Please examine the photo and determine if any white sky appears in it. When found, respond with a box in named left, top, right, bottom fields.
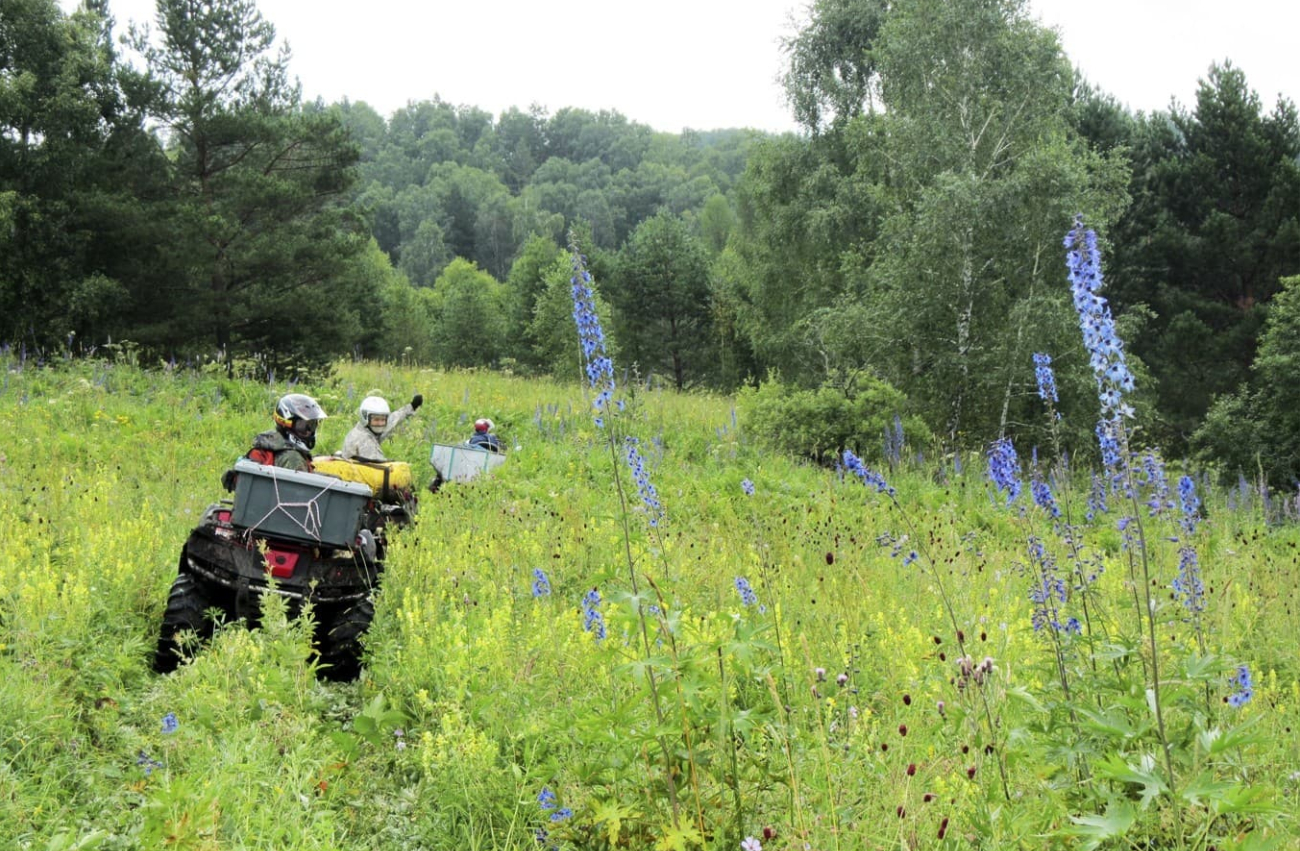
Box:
left=1029, top=0, right=1299, bottom=116
left=63, top=0, right=1300, bottom=134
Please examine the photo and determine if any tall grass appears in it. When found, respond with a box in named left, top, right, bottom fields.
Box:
left=0, top=336, right=1296, bottom=850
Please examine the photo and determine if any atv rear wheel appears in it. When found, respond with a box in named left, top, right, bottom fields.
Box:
left=153, top=571, right=218, bottom=673
left=314, top=598, right=375, bottom=682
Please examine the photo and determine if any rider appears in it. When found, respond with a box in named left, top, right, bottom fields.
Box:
left=248, top=393, right=328, bottom=472
left=467, top=417, right=504, bottom=453
left=339, top=393, right=423, bottom=462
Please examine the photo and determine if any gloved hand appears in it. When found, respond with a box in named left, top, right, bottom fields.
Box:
left=410, top=393, right=423, bottom=410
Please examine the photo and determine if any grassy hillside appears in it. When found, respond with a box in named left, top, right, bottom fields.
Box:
left=0, top=352, right=1296, bottom=850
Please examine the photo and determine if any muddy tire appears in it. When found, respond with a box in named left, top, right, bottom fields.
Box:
left=314, top=598, right=375, bottom=682
left=153, top=571, right=217, bottom=673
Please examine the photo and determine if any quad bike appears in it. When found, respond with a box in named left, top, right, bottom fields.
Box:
left=153, top=458, right=414, bottom=681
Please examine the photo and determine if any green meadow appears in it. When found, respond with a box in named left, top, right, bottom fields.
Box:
left=1, top=354, right=1296, bottom=850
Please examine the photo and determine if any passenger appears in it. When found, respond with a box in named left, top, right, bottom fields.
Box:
left=248, top=393, right=328, bottom=472
left=339, top=394, right=422, bottom=462
left=467, top=417, right=504, bottom=454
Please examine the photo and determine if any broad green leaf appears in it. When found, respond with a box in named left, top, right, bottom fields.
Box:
left=654, top=823, right=705, bottom=851
left=1202, top=715, right=1265, bottom=756
left=1077, top=706, right=1138, bottom=740
left=1223, top=828, right=1283, bottom=850
left=1216, top=784, right=1286, bottom=817
left=1061, top=801, right=1137, bottom=851
left=1005, top=684, right=1047, bottom=714
left=1181, top=652, right=1223, bottom=680
left=591, top=798, right=639, bottom=846
left=1095, top=753, right=1169, bottom=806
left=1178, top=771, right=1235, bottom=805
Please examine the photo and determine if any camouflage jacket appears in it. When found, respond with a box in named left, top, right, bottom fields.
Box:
left=338, top=403, right=414, bottom=462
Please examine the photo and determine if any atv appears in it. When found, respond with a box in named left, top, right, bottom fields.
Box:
left=153, top=458, right=413, bottom=680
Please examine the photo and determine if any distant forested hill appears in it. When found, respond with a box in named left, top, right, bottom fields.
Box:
left=5, top=0, right=1300, bottom=480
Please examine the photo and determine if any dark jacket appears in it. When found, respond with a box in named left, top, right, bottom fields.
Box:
left=250, top=429, right=313, bottom=472
left=468, top=432, right=503, bottom=453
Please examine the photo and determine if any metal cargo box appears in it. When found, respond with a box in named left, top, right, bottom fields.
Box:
left=229, top=458, right=372, bottom=548
left=429, top=442, right=507, bottom=483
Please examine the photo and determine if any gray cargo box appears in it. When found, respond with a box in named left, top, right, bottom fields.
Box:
left=229, top=458, right=373, bottom=548
left=429, top=442, right=507, bottom=483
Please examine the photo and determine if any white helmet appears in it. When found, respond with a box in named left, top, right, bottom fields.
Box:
left=359, top=396, right=391, bottom=433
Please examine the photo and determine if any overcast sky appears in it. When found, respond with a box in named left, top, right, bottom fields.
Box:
left=64, top=0, right=1300, bottom=134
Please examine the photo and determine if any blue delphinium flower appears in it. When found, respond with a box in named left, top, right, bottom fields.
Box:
left=741, top=478, right=755, bottom=496
left=625, top=438, right=663, bottom=527
left=569, top=249, right=616, bottom=424
left=1171, top=475, right=1206, bottom=613
left=1177, top=475, right=1200, bottom=536
left=534, top=788, right=563, bottom=850
left=1066, top=219, right=1134, bottom=410
left=734, top=576, right=758, bottom=607
left=161, top=712, right=179, bottom=735
left=1026, top=538, right=1066, bottom=632
left=1236, top=472, right=1251, bottom=509
left=1033, top=352, right=1059, bottom=404
left=1139, top=452, right=1174, bottom=517
left=986, top=438, right=1022, bottom=505
left=137, top=750, right=164, bottom=776
left=1227, top=665, right=1254, bottom=707
left=581, top=589, right=606, bottom=640
left=531, top=568, right=552, bottom=597
left=1065, top=218, right=1135, bottom=473
left=1172, top=547, right=1205, bottom=614
left=883, top=414, right=905, bottom=467
left=1095, top=418, right=1124, bottom=475
left=842, top=449, right=894, bottom=495
left=1031, top=474, right=1060, bottom=518
left=1086, top=473, right=1109, bottom=521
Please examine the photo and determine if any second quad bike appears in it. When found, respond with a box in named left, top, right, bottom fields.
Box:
left=153, top=457, right=414, bottom=681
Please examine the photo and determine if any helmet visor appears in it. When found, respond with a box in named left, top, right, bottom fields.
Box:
left=293, top=418, right=320, bottom=437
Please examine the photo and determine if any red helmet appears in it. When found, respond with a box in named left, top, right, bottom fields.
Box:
left=474, top=418, right=494, bottom=433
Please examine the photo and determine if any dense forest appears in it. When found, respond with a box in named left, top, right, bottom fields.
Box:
left=4, top=0, right=1300, bottom=481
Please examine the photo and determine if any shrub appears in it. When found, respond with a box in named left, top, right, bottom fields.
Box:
left=737, top=373, right=931, bottom=465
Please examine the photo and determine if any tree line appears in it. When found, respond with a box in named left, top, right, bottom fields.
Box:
left=3, top=0, right=1299, bottom=481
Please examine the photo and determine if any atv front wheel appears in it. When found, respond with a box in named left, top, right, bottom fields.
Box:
left=314, top=598, right=375, bottom=682
left=153, top=571, right=218, bottom=673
